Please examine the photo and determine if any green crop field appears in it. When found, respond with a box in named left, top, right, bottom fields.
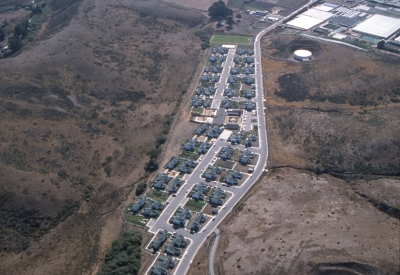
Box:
left=211, top=35, right=251, bottom=44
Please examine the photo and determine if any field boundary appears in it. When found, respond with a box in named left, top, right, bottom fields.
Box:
left=210, top=35, right=252, bottom=45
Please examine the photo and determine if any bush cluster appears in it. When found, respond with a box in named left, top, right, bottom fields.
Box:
left=98, top=231, right=142, bottom=275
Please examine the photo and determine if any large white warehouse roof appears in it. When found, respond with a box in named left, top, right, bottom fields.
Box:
left=353, top=14, right=400, bottom=38
left=286, top=15, right=325, bottom=30
left=302, top=8, right=334, bottom=20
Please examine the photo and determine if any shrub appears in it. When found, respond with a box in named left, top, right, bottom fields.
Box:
left=156, top=135, right=167, bottom=148
left=98, top=231, right=142, bottom=275
left=135, top=182, right=146, bottom=196
left=194, top=30, right=210, bottom=50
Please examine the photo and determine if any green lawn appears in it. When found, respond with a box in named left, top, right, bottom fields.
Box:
left=192, top=107, right=204, bottom=114
left=147, top=190, right=168, bottom=202
left=211, top=35, right=251, bottom=44
left=185, top=199, right=206, bottom=212
left=180, top=150, right=200, bottom=160
left=123, top=205, right=146, bottom=227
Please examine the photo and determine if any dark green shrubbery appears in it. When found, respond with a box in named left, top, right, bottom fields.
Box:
left=135, top=182, right=147, bottom=196
left=98, top=231, right=142, bottom=275
left=194, top=30, right=210, bottom=50
left=275, top=73, right=309, bottom=102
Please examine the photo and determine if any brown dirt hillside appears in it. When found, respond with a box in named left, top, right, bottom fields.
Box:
left=0, top=0, right=206, bottom=274
left=202, top=33, right=400, bottom=275
left=262, top=33, right=400, bottom=179
left=217, top=168, right=399, bottom=275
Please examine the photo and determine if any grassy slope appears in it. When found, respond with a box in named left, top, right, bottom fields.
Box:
left=0, top=0, right=205, bottom=274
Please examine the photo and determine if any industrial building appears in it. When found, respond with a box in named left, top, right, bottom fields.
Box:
left=352, top=14, right=400, bottom=38
left=294, top=49, right=312, bottom=61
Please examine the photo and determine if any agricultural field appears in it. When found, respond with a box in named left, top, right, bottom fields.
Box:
left=211, top=35, right=251, bottom=44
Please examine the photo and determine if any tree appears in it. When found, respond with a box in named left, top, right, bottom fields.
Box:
left=156, top=135, right=167, bottom=148
left=0, top=29, right=5, bottom=41
left=208, top=1, right=233, bottom=21
left=14, top=22, right=29, bottom=38
left=135, top=182, right=146, bottom=196
left=31, top=6, right=42, bottom=15
left=236, top=13, right=242, bottom=18
left=8, top=36, right=21, bottom=52
left=226, top=16, right=234, bottom=27
left=377, top=40, right=385, bottom=49
left=144, top=159, right=158, bottom=172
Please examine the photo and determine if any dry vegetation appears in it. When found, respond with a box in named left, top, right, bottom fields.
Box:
left=194, top=34, right=400, bottom=275
left=0, top=0, right=206, bottom=274
left=262, top=33, right=400, bottom=180
left=218, top=168, right=399, bottom=275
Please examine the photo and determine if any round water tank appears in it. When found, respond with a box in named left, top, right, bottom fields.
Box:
left=294, top=49, right=312, bottom=61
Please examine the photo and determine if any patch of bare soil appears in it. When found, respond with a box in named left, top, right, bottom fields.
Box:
left=0, top=0, right=206, bottom=274
left=218, top=168, right=399, bottom=275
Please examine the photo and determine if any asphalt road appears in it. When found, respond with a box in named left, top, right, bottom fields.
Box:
left=211, top=49, right=236, bottom=110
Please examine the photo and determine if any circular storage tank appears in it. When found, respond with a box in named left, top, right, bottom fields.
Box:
left=294, top=49, right=312, bottom=61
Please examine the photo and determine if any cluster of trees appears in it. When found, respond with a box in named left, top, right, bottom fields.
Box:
left=135, top=182, right=147, bottom=196
left=98, top=231, right=142, bottom=275
left=4, top=2, right=47, bottom=55
left=0, top=29, right=5, bottom=41
left=208, top=0, right=233, bottom=21
left=7, top=19, right=28, bottom=53
left=194, top=29, right=210, bottom=49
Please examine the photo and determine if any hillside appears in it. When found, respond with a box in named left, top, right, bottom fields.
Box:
left=0, top=0, right=205, bottom=274
left=192, top=33, right=400, bottom=275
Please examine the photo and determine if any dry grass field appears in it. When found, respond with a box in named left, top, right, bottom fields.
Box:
left=218, top=168, right=399, bottom=275
left=0, top=0, right=206, bottom=274
left=188, top=32, right=399, bottom=275
left=262, top=33, right=400, bottom=179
